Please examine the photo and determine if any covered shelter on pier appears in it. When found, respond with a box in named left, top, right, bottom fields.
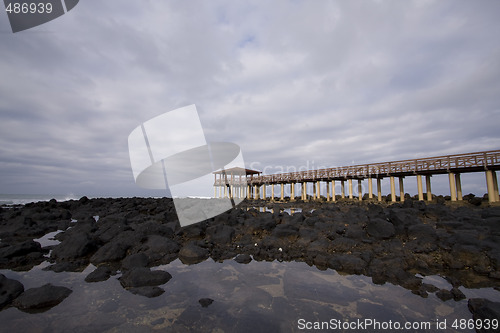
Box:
left=213, top=167, right=261, bottom=199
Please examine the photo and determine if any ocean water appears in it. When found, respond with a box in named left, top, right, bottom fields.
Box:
left=0, top=257, right=498, bottom=332
left=0, top=194, right=81, bottom=206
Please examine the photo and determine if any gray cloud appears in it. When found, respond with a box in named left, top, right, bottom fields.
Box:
left=1, top=0, right=499, bottom=198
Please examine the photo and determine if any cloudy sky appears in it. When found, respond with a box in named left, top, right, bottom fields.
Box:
left=1, top=0, right=499, bottom=198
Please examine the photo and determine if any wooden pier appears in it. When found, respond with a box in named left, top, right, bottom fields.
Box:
left=214, top=150, right=500, bottom=203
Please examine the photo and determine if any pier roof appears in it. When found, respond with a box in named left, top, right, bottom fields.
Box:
left=213, top=167, right=261, bottom=175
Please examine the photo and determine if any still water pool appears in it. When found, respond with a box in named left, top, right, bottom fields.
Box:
left=1, top=258, right=498, bottom=332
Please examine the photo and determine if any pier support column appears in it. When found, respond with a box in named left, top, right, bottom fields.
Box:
left=341, top=180, right=345, bottom=199
left=224, top=185, right=228, bottom=198
left=271, top=185, right=275, bottom=202
left=399, top=177, right=405, bottom=202
left=331, top=180, right=336, bottom=202
left=291, top=183, right=295, bottom=201
left=494, top=172, right=499, bottom=201
left=247, top=185, right=251, bottom=200
left=302, top=182, right=307, bottom=201
left=358, top=179, right=363, bottom=201
left=214, top=187, right=217, bottom=198
left=262, top=185, right=266, bottom=200
left=426, top=175, right=432, bottom=202
left=377, top=178, right=382, bottom=202
left=455, top=174, right=463, bottom=201
left=486, top=170, right=498, bottom=203
left=368, top=177, right=373, bottom=199
left=316, top=181, right=320, bottom=200
left=390, top=176, right=396, bottom=203
left=312, top=182, right=316, bottom=200
left=281, top=183, right=284, bottom=201
left=326, top=181, right=330, bottom=201
left=348, top=179, right=353, bottom=199
left=417, top=175, right=424, bottom=201
left=448, top=173, right=457, bottom=202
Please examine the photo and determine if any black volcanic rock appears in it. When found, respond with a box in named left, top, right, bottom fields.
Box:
left=272, top=223, right=299, bottom=238
left=207, top=225, right=235, bottom=244
left=1, top=196, right=500, bottom=298
left=366, top=218, right=395, bottom=239
left=0, top=240, right=42, bottom=259
left=12, top=284, right=72, bottom=312
left=234, top=254, right=252, bottom=264
left=90, top=230, right=141, bottom=264
left=85, top=265, right=114, bottom=282
left=468, top=298, right=500, bottom=333
left=0, top=274, right=24, bottom=308
left=51, top=232, right=96, bottom=260
left=121, top=253, right=148, bottom=271
left=199, top=298, right=214, bottom=307
left=179, top=242, right=210, bottom=265
left=134, top=235, right=180, bottom=264
left=119, top=267, right=172, bottom=288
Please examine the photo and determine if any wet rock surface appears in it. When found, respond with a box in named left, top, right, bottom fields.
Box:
left=12, top=283, right=72, bottom=312
left=0, top=274, right=24, bottom=308
left=1, top=196, right=500, bottom=306
left=199, top=298, right=214, bottom=307
left=468, top=298, right=500, bottom=333
left=85, top=265, right=114, bottom=283
left=119, top=267, right=172, bottom=288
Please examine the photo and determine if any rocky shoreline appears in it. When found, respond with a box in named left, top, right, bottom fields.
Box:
left=1, top=196, right=499, bottom=321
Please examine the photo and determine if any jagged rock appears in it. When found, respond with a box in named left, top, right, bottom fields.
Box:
left=121, top=253, right=148, bottom=271
left=328, top=254, right=367, bottom=274
left=199, top=298, right=214, bottom=307
left=179, top=242, right=209, bottom=265
left=90, top=231, right=140, bottom=264
left=135, top=235, right=180, bottom=263
left=468, top=298, right=500, bottom=333
left=451, top=287, right=466, bottom=301
left=85, top=265, right=114, bottom=282
left=12, top=284, right=72, bottom=312
left=119, top=267, right=172, bottom=288
left=0, top=240, right=42, bottom=259
left=51, top=232, right=96, bottom=260
left=272, top=224, right=299, bottom=238
left=436, top=289, right=453, bottom=301
left=207, top=225, right=235, bottom=244
left=0, top=274, right=24, bottom=308
left=234, top=254, right=252, bottom=264
left=366, top=218, right=395, bottom=239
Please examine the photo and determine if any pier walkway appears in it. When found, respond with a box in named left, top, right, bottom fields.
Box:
left=214, top=150, right=500, bottom=203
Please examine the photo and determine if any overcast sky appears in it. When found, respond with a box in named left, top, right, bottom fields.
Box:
left=1, top=0, right=499, bottom=198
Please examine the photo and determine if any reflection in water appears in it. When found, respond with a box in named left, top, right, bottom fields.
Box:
left=248, top=207, right=303, bottom=215
left=1, top=258, right=497, bottom=332
left=33, top=230, right=63, bottom=247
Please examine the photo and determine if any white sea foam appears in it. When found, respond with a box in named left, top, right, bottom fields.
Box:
left=0, top=194, right=80, bottom=206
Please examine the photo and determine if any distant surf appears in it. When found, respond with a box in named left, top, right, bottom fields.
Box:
left=0, top=194, right=80, bottom=206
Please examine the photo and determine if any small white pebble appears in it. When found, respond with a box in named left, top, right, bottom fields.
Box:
left=278, top=248, right=283, bottom=252
left=254, top=243, right=258, bottom=247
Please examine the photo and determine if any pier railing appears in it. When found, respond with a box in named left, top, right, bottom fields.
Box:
left=246, top=150, right=500, bottom=185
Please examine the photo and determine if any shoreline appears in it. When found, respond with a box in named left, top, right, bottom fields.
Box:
left=1, top=196, right=499, bottom=314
